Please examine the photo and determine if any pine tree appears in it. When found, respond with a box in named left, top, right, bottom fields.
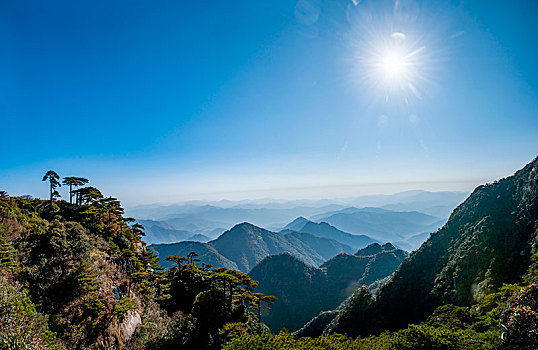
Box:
left=62, top=177, right=89, bottom=204
left=42, top=170, right=61, bottom=204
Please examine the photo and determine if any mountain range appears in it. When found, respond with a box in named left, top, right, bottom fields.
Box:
left=137, top=219, right=211, bottom=244
left=310, top=207, right=445, bottom=246
left=127, top=191, right=466, bottom=245
left=249, top=243, right=408, bottom=332
left=280, top=217, right=378, bottom=250
left=150, top=222, right=359, bottom=272
left=296, top=156, right=538, bottom=339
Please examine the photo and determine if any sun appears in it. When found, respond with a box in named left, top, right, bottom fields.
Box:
left=352, top=29, right=428, bottom=100
left=379, top=53, right=408, bottom=79
left=367, top=33, right=426, bottom=97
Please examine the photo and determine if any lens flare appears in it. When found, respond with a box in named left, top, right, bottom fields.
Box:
left=346, top=1, right=438, bottom=104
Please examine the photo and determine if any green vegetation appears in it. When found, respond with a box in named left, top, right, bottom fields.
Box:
left=222, top=283, right=536, bottom=349
left=249, top=243, right=407, bottom=333
left=223, top=326, right=491, bottom=350
left=321, top=157, right=538, bottom=338
left=0, top=282, right=60, bottom=350
left=0, top=171, right=276, bottom=349
left=2, top=157, right=538, bottom=349
left=223, top=157, right=538, bottom=349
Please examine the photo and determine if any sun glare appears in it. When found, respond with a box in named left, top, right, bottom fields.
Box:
left=380, top=53, right=408, bottom=79
left=350, top=21, right=429, bottom=101
left=359, top=31, right=427, bottom=99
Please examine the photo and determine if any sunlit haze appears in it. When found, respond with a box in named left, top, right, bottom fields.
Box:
left=1, top=0, right=537, bottom=206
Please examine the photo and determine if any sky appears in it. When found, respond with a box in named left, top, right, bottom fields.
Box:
left=1, top=0, right=537, bottom=205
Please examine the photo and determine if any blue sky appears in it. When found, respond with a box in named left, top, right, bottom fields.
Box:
left=1, top=0, right=537, bottom=205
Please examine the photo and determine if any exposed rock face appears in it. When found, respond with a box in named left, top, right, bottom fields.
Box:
left=121, top=310, right=142, bottom=342
left=99, top=310, right=142, bottom=349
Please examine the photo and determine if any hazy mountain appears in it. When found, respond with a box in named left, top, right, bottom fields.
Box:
left=138, top=219, right=194, bottom=244
left=349, top=190, right=468, bottom=215
left=311, top=207, right=445, bottom=243
left=322, top=157, right=538, bottom=337
left=150, top=241, right=239, bottom=270
left=206, top=227, right=226, bottom=239
left=150, top=222, right=354, bottom=271
left=126, top=191, right=466, bottom=242
left=186, top=233, right=211, bottom=242
left=131, top=204, right=345, bottom=226
left=249, top=243, right=408, bottom=332
left=281, top=218, right=378, bottom=250
left=282, top=216, right=310, bottom=231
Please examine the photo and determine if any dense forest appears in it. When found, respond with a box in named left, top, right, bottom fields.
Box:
left=2, top=157, right=538, bottom=349
left=0, top=172, right=274, bottom=349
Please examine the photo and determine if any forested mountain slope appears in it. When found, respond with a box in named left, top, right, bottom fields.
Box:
left=226, top=157, right=538, bottom=350
left=249, top=243, right=407, bottom=332
left=326, top=157, right=538, bottom=336
left=0, top=192, right=158, bottom=349
left=0, top=183, right=276, bottom=350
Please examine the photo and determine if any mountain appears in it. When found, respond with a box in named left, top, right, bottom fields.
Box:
left=311, top=207, right=445, bottom=244
left=249, top=243, right=408, bottom=332
left=128, top=204, right=348, bottom=237
left=137, top=219, right=194, bottom=244
left=150, top=222, right=355, bottom=272
left=378, top=191, right=469, bottom=218
left=348, top=190, right=469, bottom=218
left=206, top=227, right=226, bottom=238
left=149, top=240, right=239, bottom=270
left=282, top=216, right=310, bottom=231
left=281, top=218, right=378, bottom=250
left=248, top=254, right=329, bottom=332
left=186, top=233, right=211, bottom=242
left=0, top=191, right=285, bottom=349
left=322, top=157, right=538, bottom=337
left=125, top=191, right=466, bottom=242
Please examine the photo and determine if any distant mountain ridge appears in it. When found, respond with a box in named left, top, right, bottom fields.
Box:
left=150, top=222, right=356, bottom=272
left=249, top=243, right=408, bottom=332
left=310, top=207, right=446, bottom=248
left=127, top=191, right=466, bottom=244
left=138, top=219, right=194, bottom=244
left=281, top=218, right=378, bottom=250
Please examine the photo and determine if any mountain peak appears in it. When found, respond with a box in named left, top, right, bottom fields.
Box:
left=283, top=217, right=311, bottom=231
left=230, top=222, right=258, bottom=230
left=381, top=242, right=396, bottom=251
left=355, top=243, right=382, bottom=256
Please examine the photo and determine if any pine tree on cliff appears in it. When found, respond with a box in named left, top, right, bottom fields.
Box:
left=62, top=177, right=89, bottom=204
left=42, top=170, right=61, bottom=205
